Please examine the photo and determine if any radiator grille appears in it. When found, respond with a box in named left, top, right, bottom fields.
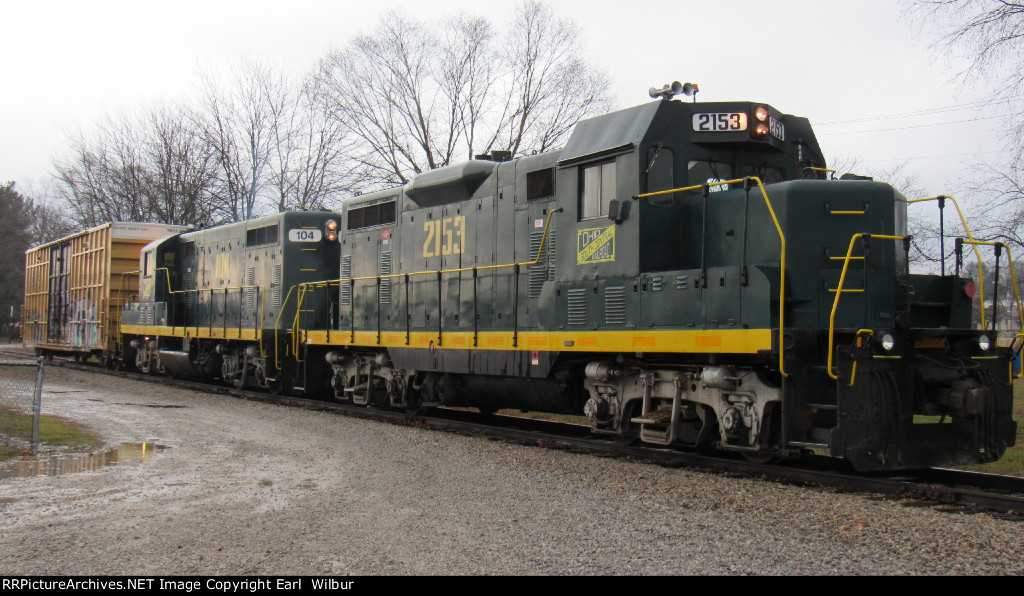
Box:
left=245, top=267, right=256, bottom=309
left=379, top=251, right=392, bottom=304
left=272, top=265, right=282, bottom=309
left=340, top=256, right=352, bottom=305
left=605, top=286, right=626, bottom=325
left=567, top=288, right=587, bottom=326
left=528, top=228, right=556, bottom=299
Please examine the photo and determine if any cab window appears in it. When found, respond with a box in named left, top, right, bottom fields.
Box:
left=580, top=161, right=616, bottom=219
left=687, top=160, right=733, bottom=192
left=646, top=146, right=674, bottom=205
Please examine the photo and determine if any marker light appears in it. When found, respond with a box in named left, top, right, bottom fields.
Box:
left=978, top=335, right=991, bottom=351
left=754, top=106, right=769, bottom=122
left=879, top=333, right=895, bottom=352
left=963, top=281, right=977, bottom=299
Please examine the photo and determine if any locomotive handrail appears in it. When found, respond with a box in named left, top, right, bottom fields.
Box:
left=287, top=208, right=564, bottom=357
left=802, top=167, right=837, bottom=180
left=827, top=233, right=908, bottom=383
left=1012, top=332, right=1024, bottom=381
left=123, top=266, right=267, bottom=353
left=904, top=195, right=987, bottom=328
left=634, top=177, right=788, bottom=377
left=958, top=240, right=1024, bottom=337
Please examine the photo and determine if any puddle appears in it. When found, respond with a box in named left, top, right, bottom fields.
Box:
left=0, top=442, right=167, bottom=480
left=114, top=403, right=189, bottom=409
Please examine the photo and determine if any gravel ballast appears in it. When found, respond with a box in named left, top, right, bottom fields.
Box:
left=1, top=366, right=1022, bottom=575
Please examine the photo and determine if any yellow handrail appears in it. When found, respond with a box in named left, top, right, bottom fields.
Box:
left=636, top=177, right=788, bottom=377
left=289, top=207, right=565, bottom=357
left=904, top=195, right=986, bottom=328
left=138, top=267, right=266, bottom=345
left=958, top=240, right=1024, bottom=333
left=827, top=234, right=907, bottom=381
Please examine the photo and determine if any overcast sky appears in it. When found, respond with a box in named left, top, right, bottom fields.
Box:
left=1, top=0, right=1012, bottom=201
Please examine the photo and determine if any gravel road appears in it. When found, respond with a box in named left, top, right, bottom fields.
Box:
left=1, top=365, right=1022, bottom=575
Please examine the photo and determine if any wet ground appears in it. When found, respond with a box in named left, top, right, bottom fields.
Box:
left=2, top=365, right=1024, bottom=575
left=0, top=443, right=166, bottom=481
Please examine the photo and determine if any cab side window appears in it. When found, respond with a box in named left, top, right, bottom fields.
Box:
left=580, top=161, right=616, bottom=219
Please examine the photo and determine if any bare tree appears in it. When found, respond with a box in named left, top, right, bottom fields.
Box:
left=315, top=12, right=451, bottom=191
left=195, top=58, right=291, bottom=221
left=53, top=105, right=220, bottom=228
left=267, top=76, right=353, bottom=212
left=145, top=103, right=220, bottom=226
left=314, top=2, right=613, bottom=194
left=16, top=179, right=77, bottom=246
left=440, top=15, right=498, bottom=162
left=53, top=117, right=151, bottom=227
left=497, top=0, right=612, bottom=156
left=905, top=0, right=1024, bottom=162
left=904, top=1, right=1024, bottom=269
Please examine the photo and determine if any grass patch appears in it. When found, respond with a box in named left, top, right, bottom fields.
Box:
left=0, top=407, right=103, bottom=460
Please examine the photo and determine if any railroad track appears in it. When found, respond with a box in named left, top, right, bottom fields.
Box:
left=10, top=348, right=1024, bottom=517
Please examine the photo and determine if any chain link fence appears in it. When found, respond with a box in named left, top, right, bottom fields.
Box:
left=0, top=357, right=45, bottom=455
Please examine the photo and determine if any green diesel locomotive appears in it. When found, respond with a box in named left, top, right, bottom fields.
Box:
left=120, top=92, right=1018, bottom=471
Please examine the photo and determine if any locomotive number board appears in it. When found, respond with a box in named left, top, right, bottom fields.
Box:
left=692, top=113, right=748, bottom=132
left=289, top=229, right=323, bottom=242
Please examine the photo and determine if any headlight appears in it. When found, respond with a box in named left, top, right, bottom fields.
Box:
left=326, top=219, right=338, bottom=231
left=879, top=333, right=895, bottom=352
left=754, top=106, right=769, bottom=122
left=753, top=123, right=769, bottom=138
left=978, top=335, right=991, bottom=351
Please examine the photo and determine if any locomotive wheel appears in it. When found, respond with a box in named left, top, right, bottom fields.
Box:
left=741, top=452, right=777, bottom=465
left=405, top=390, right=423, bottom=416
left=741, top=452, right=778, bottom=466
left=615, top=401, right=641, bottom=445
